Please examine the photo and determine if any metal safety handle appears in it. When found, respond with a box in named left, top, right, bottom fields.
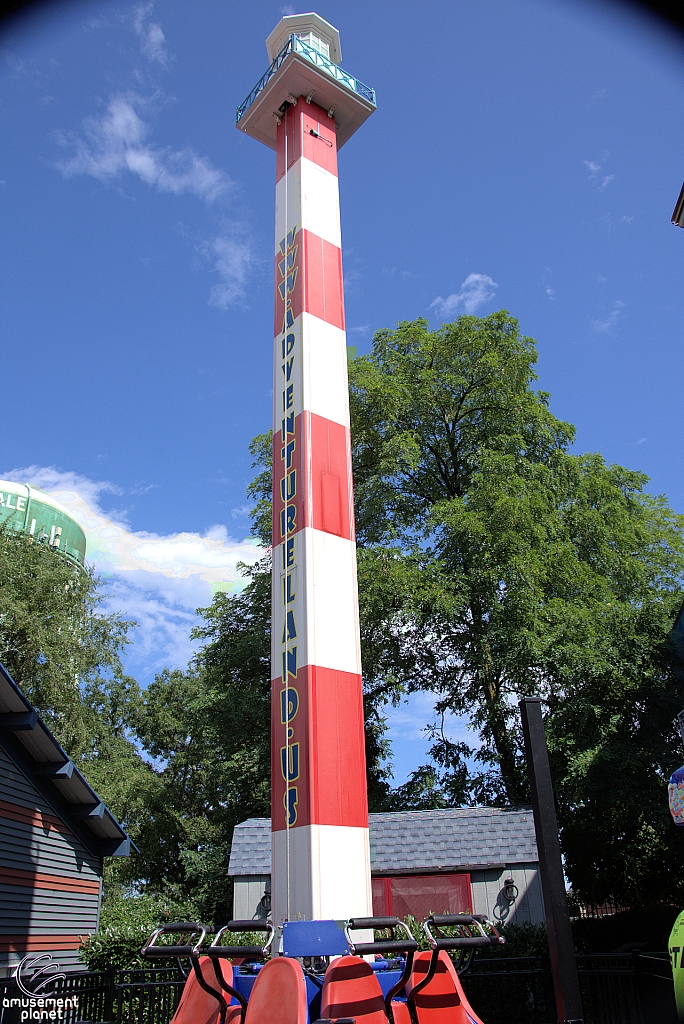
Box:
left=208, top=920, right=275, bottom=960
left=141, top=922, right=208, bottom=959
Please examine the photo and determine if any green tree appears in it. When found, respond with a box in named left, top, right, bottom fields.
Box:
left=0, top=529, right=132, bottom=743
left=0, top=528, right=158, bottom=891
left=129, top=559, right=272, bottom=922
left=347, top=313, right=684, bottom=904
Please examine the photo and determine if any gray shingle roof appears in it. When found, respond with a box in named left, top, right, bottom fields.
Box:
left=228, top=807, right=537, bottom=877
left=229, top=818, right=272, bottom=875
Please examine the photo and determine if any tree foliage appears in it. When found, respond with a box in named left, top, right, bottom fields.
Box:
left=0, top=529, right=131, bottom=742
left=5, top=308, right=683, bottom=920
left=347, top=313, right=684, bottom=904
left=124, top=559, right=272, bottom=922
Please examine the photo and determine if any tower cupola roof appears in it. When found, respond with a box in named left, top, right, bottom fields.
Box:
left=266, top=13, right=341, bottom=64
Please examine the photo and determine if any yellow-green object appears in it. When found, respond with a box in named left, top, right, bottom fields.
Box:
left=669, top=910, right=684, bottom=1021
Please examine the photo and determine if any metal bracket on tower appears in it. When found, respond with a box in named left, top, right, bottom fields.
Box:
left=327, top=104, right=336, bottom=118
left=305, top=90, right=315, bottom=104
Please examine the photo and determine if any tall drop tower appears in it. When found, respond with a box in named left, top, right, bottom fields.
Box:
left=237, top=14, right=376, bottom=926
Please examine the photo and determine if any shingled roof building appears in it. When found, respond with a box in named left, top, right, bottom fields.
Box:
left=228, top=808, right=543, bottom=925
left=0, top=663, right=134, bottom=976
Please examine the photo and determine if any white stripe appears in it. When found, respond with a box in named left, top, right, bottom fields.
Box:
left=276, top=156, right=342, bottom=252
left=273, top=312, right=350, bottom=429
left=272, top=528, right=361, bottom=679
left=272, top=825, right=372, bottom=926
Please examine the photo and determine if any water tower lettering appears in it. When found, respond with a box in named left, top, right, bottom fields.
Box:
left=0, top=493, right=27, bottom=512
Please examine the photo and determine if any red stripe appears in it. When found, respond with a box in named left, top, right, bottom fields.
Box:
left=272, top=411, right=354, bottom=545
left=0, top=867, right=100, bottom=894
left=0, top=800, right=71, bottom=836
left=0, top=935, right=83, bottom=953
left=271, top=665, right=368, bottom=831
left=276, top=100, right=338, bottom=182
left=274, top=228, right=344, bottom=334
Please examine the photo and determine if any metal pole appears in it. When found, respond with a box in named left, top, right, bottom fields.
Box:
left=519, top=697, right=584, bottom=1024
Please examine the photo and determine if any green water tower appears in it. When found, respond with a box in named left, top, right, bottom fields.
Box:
left=0, top=480, right=86, bottom=567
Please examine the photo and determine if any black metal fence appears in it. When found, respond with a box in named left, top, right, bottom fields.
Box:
left=461, top=952, right=677, bottom=1024
left=0, top=954, right=677, bottom=1024
left=0, top=968, right=184, bottom=1024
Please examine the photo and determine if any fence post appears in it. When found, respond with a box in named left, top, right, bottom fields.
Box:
left=541, top=948, right=557, bottom=1020
left=104, top=968, right=115, bottom=1024
left=520, top=697, right=584, bottom=1024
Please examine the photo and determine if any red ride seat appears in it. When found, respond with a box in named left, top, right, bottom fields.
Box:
left=171, top=956, right=241, bottom=1024
left=320, top=955, right=409, bottom=1024
left=243, top=957, right=308, bottom=1024
left=407, top=951, right=485, bottom=1024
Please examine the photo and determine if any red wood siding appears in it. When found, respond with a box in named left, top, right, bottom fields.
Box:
left=371, top=873, right=472, bottom=920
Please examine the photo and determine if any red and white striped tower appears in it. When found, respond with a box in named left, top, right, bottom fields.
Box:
left=236, top=14, right=376, bottom=925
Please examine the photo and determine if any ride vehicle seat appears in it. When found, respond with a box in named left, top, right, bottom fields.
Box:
left=171, top=957, right=240, bottom=1024
left=319, top=917, right=417, bottom=1024
left=204, top=920, right=277, bottom=1024
left=142, top=920, right=307, bottom=1024
left=242, top=956, right=308, bottom=1024
left=206, top=921, right=307, bottom=1024
left=405, top=915, right=504, bottom=1024
left=142, top=922, right=235, bottom=1024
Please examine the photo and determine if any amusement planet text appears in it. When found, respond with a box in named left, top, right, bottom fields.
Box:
left=2, top=996, right=78, bottom=1022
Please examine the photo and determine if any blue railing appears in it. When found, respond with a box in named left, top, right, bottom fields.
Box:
left=236, top=35, right=376, bottom=125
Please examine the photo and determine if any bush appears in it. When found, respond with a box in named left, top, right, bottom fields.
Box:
left=400, top=915, right=547, bottom=959
left=477, top=922, right=548, bottom=958
left=80, top=927, right=152, bottom=972
left=79, top=888, right=270, bottom=972
left=80, top=890, right=177, bottom=971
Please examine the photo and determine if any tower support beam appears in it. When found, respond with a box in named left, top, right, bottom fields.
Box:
left=270, top=92, right=372, bottom=926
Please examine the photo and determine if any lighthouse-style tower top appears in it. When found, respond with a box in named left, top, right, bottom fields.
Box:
left=266, top=13, right=341, bottom=65
left=236, top=12, right=375, bottom=150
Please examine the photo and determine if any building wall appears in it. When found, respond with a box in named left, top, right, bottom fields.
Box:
left=232, top=875, right=271, bottom=921
left=233, top=864, right=544, bottom=927
left=0, top=749, right=102, bottom=976
left=471, top=863, right=545, bottom=926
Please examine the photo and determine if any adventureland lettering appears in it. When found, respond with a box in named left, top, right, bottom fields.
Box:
left=277, top=224, right=300, bottom=829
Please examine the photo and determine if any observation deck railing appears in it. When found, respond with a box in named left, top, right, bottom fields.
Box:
left=236, top=35, right=376, bottom=126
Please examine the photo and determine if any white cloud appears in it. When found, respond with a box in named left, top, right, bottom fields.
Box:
left=102, top=573, right=206, bottom=680
left=54, top=89, right=256, bottom=306
left=56, top=95, right=229, bottom=203
left=133, top=4, right=169, bottom=66
left=3, top=465, right=124, bottom=520
left=593, top=299, right=625, bottom=333
left=430, top=273, right=498, bottom=318
left=584, top=152, right=615, bottom=191
left=1, top=466, right=263, bottom=684
left=201, top=231, right=256, bottom=308
left=546, top=286, right=556, bottom=300
left=231, top=504, right=253, bottom=520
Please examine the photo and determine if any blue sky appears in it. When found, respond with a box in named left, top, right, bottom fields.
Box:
left=1, top=0, right=683, bottom=783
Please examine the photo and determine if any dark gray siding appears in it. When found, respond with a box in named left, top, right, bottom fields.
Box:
left=0, top=749, right=102, bottom=976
